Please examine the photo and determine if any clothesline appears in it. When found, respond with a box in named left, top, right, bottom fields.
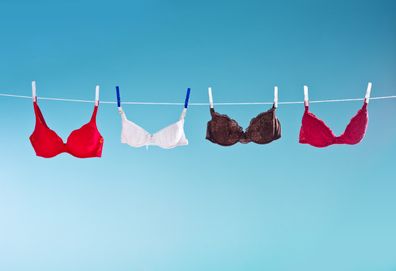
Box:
left=0, top=92, right=396, bottom=106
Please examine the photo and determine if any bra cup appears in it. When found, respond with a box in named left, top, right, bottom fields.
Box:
left=152, top=119, right=186, bottom=149
left=177, top=130, right=188, bottom=146
left=206, top=111, right=244, bottom=146
left=173, top=119, right=189, bottom=147
left=121, top=118, right=151, bottom=147
left=338, top=104, right=368, bottom=144
left=67, top=122, right=103, bottom=158
left=246, top=109, right=280, bottom=144
left=300, top=110, right=336, bottom=147
left=30, top=126, right=65, bottom=158
left=274, top=117, right=282, bottom=140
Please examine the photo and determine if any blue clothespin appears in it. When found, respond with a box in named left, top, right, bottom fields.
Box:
left=116, top=86, right=121, bottom=108
left=184, top=88, right=191, bottom=108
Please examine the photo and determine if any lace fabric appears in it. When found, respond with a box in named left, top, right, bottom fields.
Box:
left=299, top=102, right=368, bottom=147
left=206, top=106, right=281, bottom=146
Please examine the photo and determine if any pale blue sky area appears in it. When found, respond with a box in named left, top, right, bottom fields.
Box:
left=0, top=1, right=396, bottom=270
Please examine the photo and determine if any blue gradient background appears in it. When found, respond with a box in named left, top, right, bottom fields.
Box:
left=1, top=1, right=396, bottom=270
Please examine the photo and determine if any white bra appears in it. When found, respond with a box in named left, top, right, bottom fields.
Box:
left=116, top=87, right=190, bottom=149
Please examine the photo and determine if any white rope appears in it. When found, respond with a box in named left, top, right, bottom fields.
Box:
left=0, top=92, right=396, bottom=106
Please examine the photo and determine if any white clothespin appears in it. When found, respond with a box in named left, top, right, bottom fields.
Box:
left=32, top=81, right=37, bottom=102
left=208, top=87, right=214, bottom=108
left=274, top=86, right=279, bottom=108
left=95, top=85, right=100, bottom=106
left=304, top=85, right=309, bottom=107
left=365, top=82, right=372, bottom=104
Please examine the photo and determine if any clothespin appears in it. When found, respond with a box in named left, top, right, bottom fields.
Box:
left=32, top=81, right=37, bottom=102
left=304, top=85, right=309, bottom=107
left=208, top=87, right=214, bottom=108
left=365, top=82, right=372, bottom=104
left=274, top=86, right=279, bottom=108
left=95, top=85, right=100, bottom=106
left=184, top=88, right=191, bottom=108
left=116, top=86, right=121, bottom=108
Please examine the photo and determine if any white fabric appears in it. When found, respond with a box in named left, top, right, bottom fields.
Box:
left=118, top=107, right=188, bottom=149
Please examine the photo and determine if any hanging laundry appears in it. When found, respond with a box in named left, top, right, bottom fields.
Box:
left=29, top=82, right=104, bottom=158
left=206, top=87, right=281, bottom=146
left=116, top=86, right=190, bottom=149
left=299, top=84, right=371, bottom=148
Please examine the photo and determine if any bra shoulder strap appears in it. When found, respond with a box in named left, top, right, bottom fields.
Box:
left=33, top=101, right=48, bottom=128
left=31, top=81, right=49, bottom=128
left=91, top=85, right=100, bottom=123
left=90, top=104, right=99, bottom=123
left=179, top=108, right=187, bottom=120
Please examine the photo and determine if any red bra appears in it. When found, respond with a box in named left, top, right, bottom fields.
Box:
left=299, top=85, right=370, bottom=148
left=29, top=83, right=103, bottom=158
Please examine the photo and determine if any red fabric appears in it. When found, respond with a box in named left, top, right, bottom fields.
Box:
left=299, top=102, right=368, bottom=148
left=30, top=101, right=104, bottom=158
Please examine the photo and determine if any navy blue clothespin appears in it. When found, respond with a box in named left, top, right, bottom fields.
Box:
left=116, top=86, right=121, bottom=108
left=184, top=88, right=191, bottom=108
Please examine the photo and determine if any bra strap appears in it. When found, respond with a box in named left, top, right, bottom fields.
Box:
left=118, top=107, right=127, bottom=120
left=33, top=100, right=49, bottom=128
left=90, top=103, right=99, bottom=123
left=180, top=108, right=187, bottom=120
